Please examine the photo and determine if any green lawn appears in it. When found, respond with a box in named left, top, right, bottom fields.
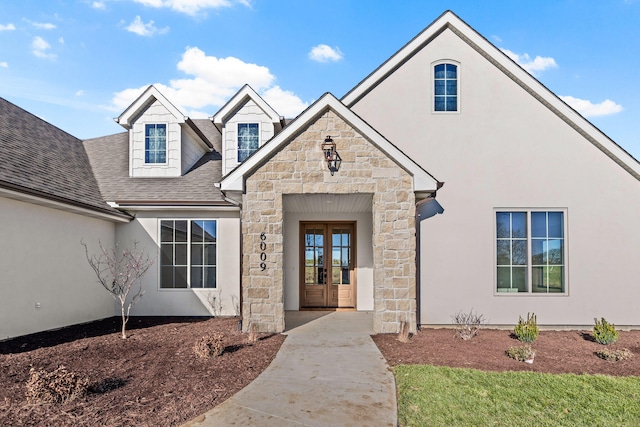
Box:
left=395, top=365, right=640, bottom=426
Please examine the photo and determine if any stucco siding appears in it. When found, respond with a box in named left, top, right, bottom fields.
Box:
left=0, top=196, right=116, bottom=339
left=352, top=28, right=640, bottom=327
left=114, top=210, right=241, bottom=317
left=130, top=100, right=182, bottom=177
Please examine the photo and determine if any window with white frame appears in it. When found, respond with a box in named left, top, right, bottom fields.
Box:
left=496, top=211, right=565, bottom=294
left=434, top=63, right=458, bottom=112
left=160, top=220, right=217, bottom=289
left=145, top=124, right=167, bottom=163
left=238, top=123, right=259, bottom=162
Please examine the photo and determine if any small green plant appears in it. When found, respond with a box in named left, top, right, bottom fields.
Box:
left=593, top=317, right=619, bottom=345
left=514, top=312, right=539, bottom=343
left=595, top=348, right=632, bottom=361
left=506, top=345, right=536, bottom=362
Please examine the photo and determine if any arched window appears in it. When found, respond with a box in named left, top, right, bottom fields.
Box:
left=434, top=63, right=458, bottom=112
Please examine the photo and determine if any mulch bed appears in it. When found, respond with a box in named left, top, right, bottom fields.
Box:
left=373, top=328, right=640, bottom=376
left=0, top=316, right=285, bottom=427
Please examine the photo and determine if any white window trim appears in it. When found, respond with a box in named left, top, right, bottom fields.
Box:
left=158, top=218, right=218, bottom=291
left=143, top=122, right=169, bottom=166
left=237, top=122, right=261, bottom=162
left=431, top=59, right=461, bottom=114
left=493, top=208, right=569, bottom=296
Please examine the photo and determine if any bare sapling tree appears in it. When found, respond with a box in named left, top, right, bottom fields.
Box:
left=81, top=240, right=155, bottom=339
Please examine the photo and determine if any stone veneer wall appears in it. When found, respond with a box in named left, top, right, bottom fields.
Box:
left=241, top=109, right=417, bottom=333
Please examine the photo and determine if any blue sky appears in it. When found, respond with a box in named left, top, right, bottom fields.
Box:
left=1, top=0, right=639, bottom=159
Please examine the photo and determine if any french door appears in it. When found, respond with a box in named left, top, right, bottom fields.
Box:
left=300, top=222, right=356, bottom=308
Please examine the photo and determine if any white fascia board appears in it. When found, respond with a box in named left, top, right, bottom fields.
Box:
left=116, top=85, right=186, bottom=128
left=343, top=10, right=640, bottom=180
left=108, top=201, right=240, bottom=212
left=211, top=84, right=280, bottom=125
left=220, top=93, right=439, bottom=193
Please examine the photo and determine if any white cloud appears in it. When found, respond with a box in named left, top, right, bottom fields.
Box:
left=308, top=44, right=343, bottom=63
left=132, top=0, right=249, bottom=16
left=111, top=46, right=308, bottom=118
left=76, top=90, right=85, bottom=96
left=0, top=62, right=8, bottom=68
left=29, top=21, right=57, bottom=30
left=560, top=95, right=623, bottom=117
left=501, top=48, right=557, bottom=75
left=58, top=37, right=65, bottom=44
left=32, top=36, right=56, bottom=59
left=0, top=23, right=16, bottom=31
left=92, top=1, right=107, bottom=9
left=125, top=15, right=169, bottom=36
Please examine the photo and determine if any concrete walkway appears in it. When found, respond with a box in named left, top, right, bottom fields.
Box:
left=182, top=311, right=397, bottom=426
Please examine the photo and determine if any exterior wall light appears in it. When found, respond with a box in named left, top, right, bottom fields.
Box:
left=322, top=136, right=342, bottom=175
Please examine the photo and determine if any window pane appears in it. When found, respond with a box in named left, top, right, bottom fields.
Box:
left=434, top=97, right=445, bottom=111
left=191, top=267, right=203, bottom=288
left=548, top=212, right=564, bottom=238
left=203, top=221, right=216, bottom=242
left=434, top=80, right=445, bottom=95
left=191, top=244, right=203, bottom=265
left=511, top=213, right=527, bottom=238
left=161, top=266, right=174, bottom=288
left=547, top=266, right=564, bottom=292
left=204, top=244, right=216, bottom=265
left=341, top=267, right=350, bottom=284
left=512, top=267, right=527, bottom=292
left=445, top=80, right=457, bottom=95
left=497, top=240, right=510, bottom=265
left=191, top=221, right=204, bottom=242
left=445, top=64, right=457, bottom=78
left=434, top=64, right=445, bottom=78
left=161, top=244, right=173, bottom=266
left=175, top=267, right=188, bottom=288
left=205, top=267, right=216, bottom=288
left=175, top=221, right=188, bottom=242
left=175, top=243, right=187, bottom=265
left=547, top=239, right=563, bottom=265
left=496, top=212, right=510, bottom=238
left=532, top=266, right=545, bottom=291
left=531, top=239, right=544, bottom=264
left=512, top=240, right=527, bottom=265
left=531, top=212, right=547, bottom=238
left=497, top=267, right=511, bottom=290
left=446, top=97, right=457, bottom=111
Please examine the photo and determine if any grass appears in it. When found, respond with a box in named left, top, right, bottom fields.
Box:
left=395, top=365, right=640, bottom=426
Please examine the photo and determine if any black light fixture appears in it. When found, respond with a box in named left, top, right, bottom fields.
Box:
left=321, top=136, right=342, bottom=175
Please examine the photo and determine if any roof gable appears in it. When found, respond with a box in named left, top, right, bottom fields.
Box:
left=211, top=84, right=281, bottom=125
left=116, top=85, right=185, bottom=129
left=342, top=10, right=640, bottom=181
left=220, top=93, right=440, bottom=193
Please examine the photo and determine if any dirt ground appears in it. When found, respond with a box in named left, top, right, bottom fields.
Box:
left=3, top=319, right=640, bottom=427
left=372, top=327, right=640, bottom=376
left=0, top=317, right=284, bottom=427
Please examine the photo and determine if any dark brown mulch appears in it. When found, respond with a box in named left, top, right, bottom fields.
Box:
left=373, top=328, right=640, bottom=376
left=0, top=316, right=285, bottom=427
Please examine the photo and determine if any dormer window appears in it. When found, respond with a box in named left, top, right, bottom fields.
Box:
left=238, top=123, right=259, bottom=162
left=434, top=63, right=458, bottom=112
left=145, top=123, right=167, bottom=163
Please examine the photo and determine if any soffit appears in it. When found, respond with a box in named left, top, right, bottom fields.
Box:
left=283, top=194, right=373, bottom=214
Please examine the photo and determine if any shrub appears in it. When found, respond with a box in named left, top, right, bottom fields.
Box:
left=26, top=366, right=89, bottom=404
left=506, top=345, right=536, bottom=362
left=593, top=317, right=619, bottom=345
left=194, top=333, right=225, bottom=358
left=595, top=348, right=632, bottom=361
left=451, top=309, right=485, bottom=340
left=514, top=312, right=539, bottom=343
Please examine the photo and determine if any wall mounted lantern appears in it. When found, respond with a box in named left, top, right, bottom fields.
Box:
left=322, top=136, right=342, bottom=175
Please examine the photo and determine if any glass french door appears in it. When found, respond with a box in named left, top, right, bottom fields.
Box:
left=301, top=222, right=355, bottom=308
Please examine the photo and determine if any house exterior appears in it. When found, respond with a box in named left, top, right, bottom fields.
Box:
left=2, top=10, right=640, bottom=339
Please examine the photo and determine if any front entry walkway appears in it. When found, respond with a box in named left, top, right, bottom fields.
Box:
left=182, top=311, right=397, bottom=426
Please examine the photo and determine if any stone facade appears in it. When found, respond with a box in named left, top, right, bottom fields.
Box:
left=241, top=108, right=417, bottom=333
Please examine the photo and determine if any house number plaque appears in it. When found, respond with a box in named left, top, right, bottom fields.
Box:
left=260, top=232, right=267, bottom=271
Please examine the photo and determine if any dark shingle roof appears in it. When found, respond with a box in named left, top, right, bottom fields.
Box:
left=83, top=121, right=227, bottom=205
left=0, top=97, right=128, bottom=218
